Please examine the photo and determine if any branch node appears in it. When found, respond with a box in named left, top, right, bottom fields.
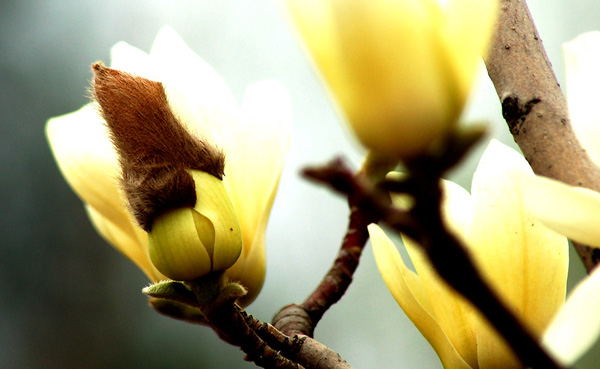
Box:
left=273, top=304, right=314, bottom=337
left=501, top=94, right=541, bottom=135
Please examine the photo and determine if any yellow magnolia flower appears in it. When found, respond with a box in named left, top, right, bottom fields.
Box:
left=46, top=27, right=291, bottom=306
left=370, top=140, right=570, bottom=368
left=283, top=0, right=496, bottom=159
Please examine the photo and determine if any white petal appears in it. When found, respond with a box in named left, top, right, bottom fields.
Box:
left=149, top=26, right=239, bottom=148
left=110, top=41, right=158, bottom=80
left=542, top=266, right=600, bottom=366
left=564, top=31, right=600, bottom=166
left=520, top=174, right=600, bottom=248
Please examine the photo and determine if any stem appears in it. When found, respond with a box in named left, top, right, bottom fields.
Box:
left=273, top=155, right=397, bottom=337
left=204, top=302, right=303, bottom=369
left=184, top=276, right=303, bottom=369
left=244, top=310, right=354, bottom=369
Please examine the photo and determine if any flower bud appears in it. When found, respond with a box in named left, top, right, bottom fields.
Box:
left=148, top=170, right=242, bottom=281
left=284, top=0, right=497, bottom=160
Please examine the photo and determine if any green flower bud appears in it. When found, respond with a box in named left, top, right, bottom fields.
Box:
left=148, top=170, right=242, bottom=281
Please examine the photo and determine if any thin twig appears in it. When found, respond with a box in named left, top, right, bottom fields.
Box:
left=484, top=0, right=600, bottom=272
left=273, top=155, right=397, bottom=337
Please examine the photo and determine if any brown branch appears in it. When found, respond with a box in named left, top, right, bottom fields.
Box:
left=148, top=275, right=356, bottom=368
left=243, top=310, right=354, bottom=369
left=203, top=301, right=304, bottom=369
left=484, top=0, right=600, bottom=272
left=273, top=155, right=397, bottom=337
left=304, top=158, right=565, bottom=369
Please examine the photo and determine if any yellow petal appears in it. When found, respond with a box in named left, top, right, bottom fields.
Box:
left=148, top=207, right=212, bottom=281
left=190, top=171, right=242, bottom=272
left=284, top=0, right=455, bottom=159
left=442, top=0, right=497, bottom=100
left=401, top=180, right=478, bottom=367
left=46, top=104, right=131, bottom=237
left=147, top=170, right=243, bottom=281
left=542, top=265, right=600, bottom=366
left=225, top=229, right=266, bottom=307
left=149, top=26, right=238, bottom=149
left=224, top=81, right=291, bottom=252
left=223, top=80, right=291, bottom=305
left=369, top=224, right=473, bottom=369
left=467, top=140, right=568, bottom=367
left=563, top=31, right=600, bottom=166
left=520, top=174, right=600, bottom=248
left=86, top=205, right=164, bottom=281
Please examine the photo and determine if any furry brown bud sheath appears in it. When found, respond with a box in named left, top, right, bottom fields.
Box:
left=91, top=62, right=225, bottom=232
left=91, top=62, right=242, bottom=281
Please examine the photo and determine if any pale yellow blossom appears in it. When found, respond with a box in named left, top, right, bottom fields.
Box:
left=371, top=140, right=569, bottom=368
left=46, top=27, right=291, bottom=305
left=283, top=0, right=496, bottom=159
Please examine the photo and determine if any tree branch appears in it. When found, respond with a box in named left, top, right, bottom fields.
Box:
left=203, top=302, right=303, bottom=369
left=484, top=0, right=600, bottom=272
left=244, top=309, right=354, bottom=369
left=273, top=155, right=397, bottom=337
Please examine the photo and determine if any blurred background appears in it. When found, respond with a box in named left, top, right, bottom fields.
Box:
left=2, top=0, right=600, bottom=368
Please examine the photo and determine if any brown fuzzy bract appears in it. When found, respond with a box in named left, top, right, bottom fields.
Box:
left=91, top=62, right=225, bottom=231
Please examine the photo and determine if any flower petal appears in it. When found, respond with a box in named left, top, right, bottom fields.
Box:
left=46, top=104, right=132, bottom=236
left=563, top=31, right=600, bottom=166
left=466, top=140, right=569, bottom=367
left=224, top=80, right=291, bottom=250
left=370, top=224, right=473, bottom=369
left=442, top=0, right=497, bottom=100
left=110, top=40, right=158, bottom=80
left=225, top=229, right=266, bottom=307
left=86, top=205, right=163, bottom=281
left=223, top=80, right=291, bottom=305
left=542, top=265, right=600, bottom=366
left=284, top=0, right=455, bottom=158
left=520, top=174, right=600, bottom=248
left=400, top=179, right=478, bottom=367
left=149, top=26, right=239, bottom=149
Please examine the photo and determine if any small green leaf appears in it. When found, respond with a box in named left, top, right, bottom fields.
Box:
left=142, top=280, right=199, bottom=307
left=148, top=297, right=208, bottom=325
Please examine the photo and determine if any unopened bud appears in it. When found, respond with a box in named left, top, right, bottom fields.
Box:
left=148, top=170, right=242, bottom=281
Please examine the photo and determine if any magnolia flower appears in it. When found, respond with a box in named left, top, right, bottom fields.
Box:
left=46, top=27, right=291, bottom=306
left=283, top=0, right=496, bottom=160
left=370, top=140, right=573, bottom=368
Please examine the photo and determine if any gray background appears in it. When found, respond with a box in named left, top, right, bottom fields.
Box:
left=2, top=0, right=600, bottom=368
